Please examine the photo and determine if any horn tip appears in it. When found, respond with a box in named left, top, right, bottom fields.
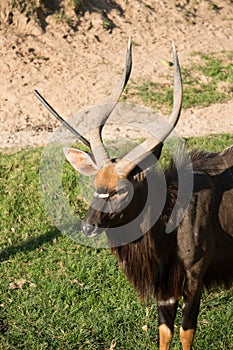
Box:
left=33, top=89, right=39, bottom=97
left=128, top=36, right=132, bottom=49
left=171, top=40, right=176, bottom=53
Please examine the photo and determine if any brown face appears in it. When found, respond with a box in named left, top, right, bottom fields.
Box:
left=81, top=163, right=135, bottom=237
left=94, top=163, right=125, bottom=193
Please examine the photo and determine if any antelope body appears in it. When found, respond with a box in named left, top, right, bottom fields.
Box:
left=37, top=39, right=233, bottom=350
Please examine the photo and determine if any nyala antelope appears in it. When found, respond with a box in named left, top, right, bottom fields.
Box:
left=35, top=39, right=233, bottom=350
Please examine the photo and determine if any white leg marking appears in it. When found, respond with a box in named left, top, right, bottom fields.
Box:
left=158, top=297, right=177, bottom=307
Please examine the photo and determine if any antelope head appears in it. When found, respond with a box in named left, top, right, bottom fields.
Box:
left=37, top=39, right=182, bottom=240
left=63, top=39, right=182, bottom=239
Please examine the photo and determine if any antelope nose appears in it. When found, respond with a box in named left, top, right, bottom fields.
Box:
left=81, top=221, right=94, bottom=237
left=81, top=221, right=102, bottom=238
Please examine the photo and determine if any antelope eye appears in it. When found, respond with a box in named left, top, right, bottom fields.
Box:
left=116, top=179, right=132, bottom=197
left=117, top=186, right=128, bottom=195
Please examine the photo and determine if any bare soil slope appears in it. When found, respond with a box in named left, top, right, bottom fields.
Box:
left=0, top=0, right=233, bottom=151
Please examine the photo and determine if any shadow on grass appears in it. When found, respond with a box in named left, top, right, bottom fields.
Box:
left=0, top=227, right=61, bottom=262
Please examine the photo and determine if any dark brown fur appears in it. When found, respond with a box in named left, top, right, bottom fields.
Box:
left=110, top=147, right=233, bottom=302
left=81, top=145, right=233, bottom=348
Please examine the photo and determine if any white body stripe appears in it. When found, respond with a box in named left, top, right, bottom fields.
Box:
left=94, top=191, right=110, bottom=199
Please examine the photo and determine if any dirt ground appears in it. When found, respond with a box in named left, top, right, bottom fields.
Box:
left=0, top=0, right=232, bottom=152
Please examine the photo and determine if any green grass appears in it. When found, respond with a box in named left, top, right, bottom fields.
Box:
left=0, top=135, right=233, bottom=349
left=126, top=51, right=233, bottom=111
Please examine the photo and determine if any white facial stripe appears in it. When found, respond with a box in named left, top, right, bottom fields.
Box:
left=157, top=298, right=177, bottom=307
left=94, top=191, right=110, bottom=199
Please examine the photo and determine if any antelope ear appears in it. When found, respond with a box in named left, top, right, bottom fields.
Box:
left=64, top=148, right=98, bottom=176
